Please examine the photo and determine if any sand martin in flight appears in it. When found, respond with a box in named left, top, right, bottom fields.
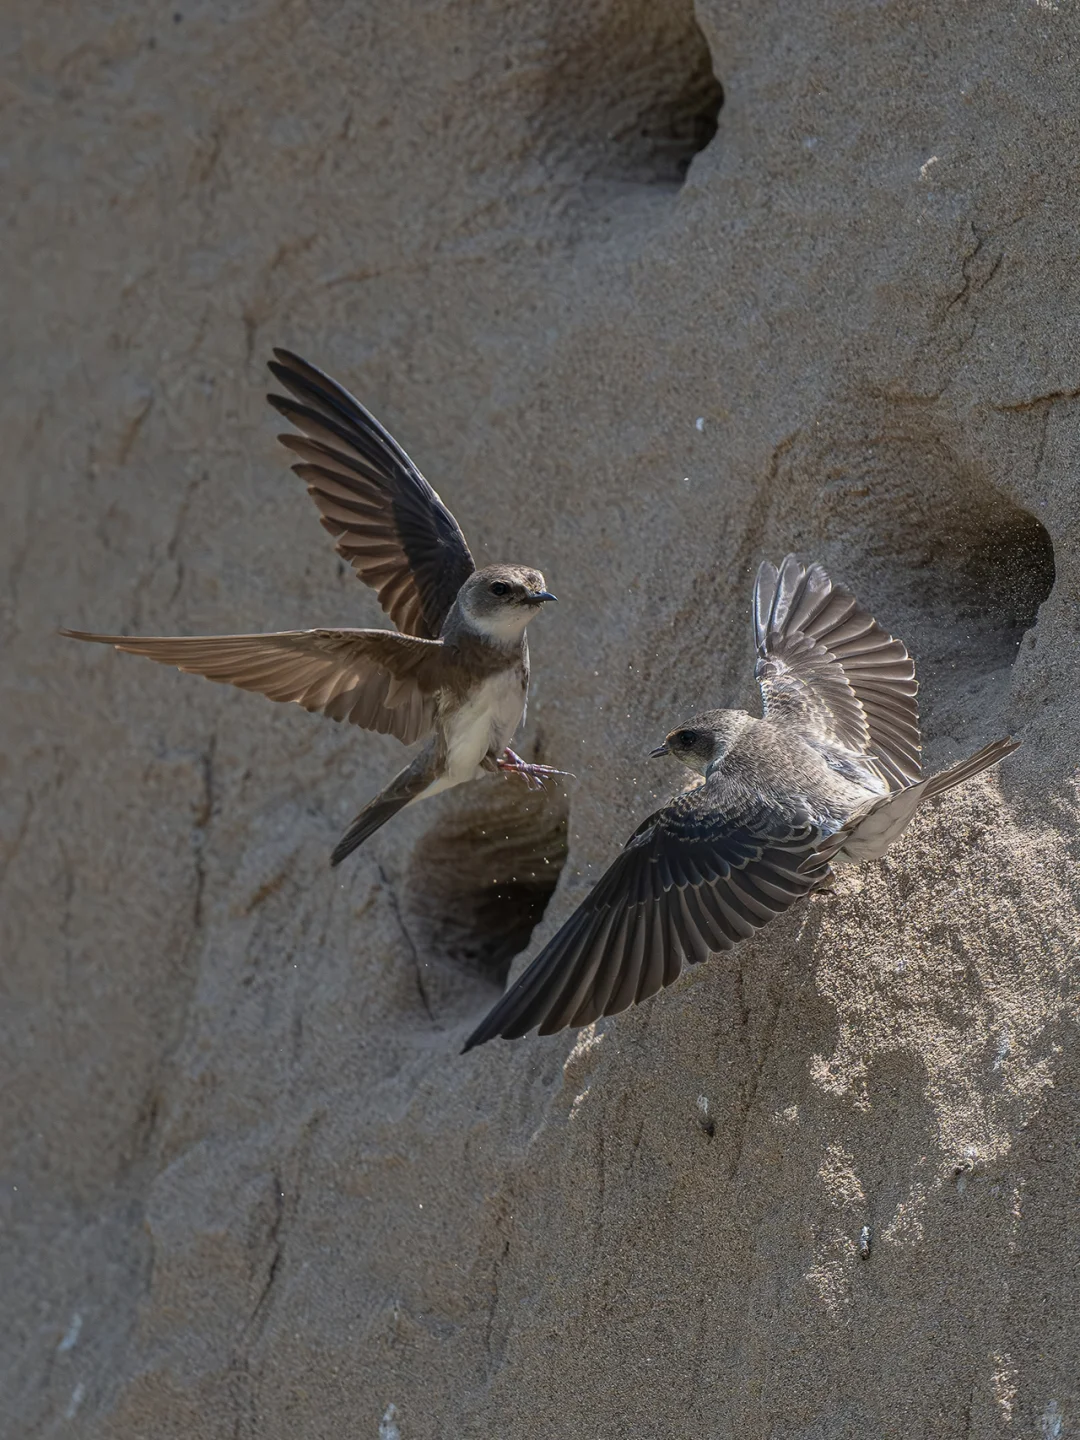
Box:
left=64, top=350, right=562, bottom=864
left=464, top=554, right=1019, bottom=1049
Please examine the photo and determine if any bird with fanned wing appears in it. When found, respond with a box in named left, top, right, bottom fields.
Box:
left=64, top=350, right=563, bottom=864
left=463, top=554, right=1019, bottom=1050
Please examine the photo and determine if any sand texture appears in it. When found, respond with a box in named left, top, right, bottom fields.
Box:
left=3, top=1, right=1079, bottom=1435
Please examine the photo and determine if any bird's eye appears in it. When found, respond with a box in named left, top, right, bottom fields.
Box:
left=489, top=581, right=511, bottom=596
left=676, top=730, right=697, bottom=747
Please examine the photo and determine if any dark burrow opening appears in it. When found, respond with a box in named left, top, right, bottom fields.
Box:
left=911, top=492, right=1055, bottom=736
left=786, top=427, right=1055, bottom=737
left=884, top=483, right=1056, bottom=713
left=942, top=500, right=1055, bottom=641
left=405, top=777, right=569, bottom=1013
left=619, top=23, right=724, bottom=185
left=541, top=1, right=723, bottom=187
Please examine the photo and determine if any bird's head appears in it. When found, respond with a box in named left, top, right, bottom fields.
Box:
left=649, top=709, right=752, bottom=776
left=459, top=565, right=557, bottom=640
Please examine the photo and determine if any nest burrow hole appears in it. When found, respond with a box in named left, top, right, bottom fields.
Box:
left=406, top=779, right=569, bottom=994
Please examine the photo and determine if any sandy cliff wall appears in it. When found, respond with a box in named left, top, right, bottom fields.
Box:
left=3, top=1, right=1079, bottom=1435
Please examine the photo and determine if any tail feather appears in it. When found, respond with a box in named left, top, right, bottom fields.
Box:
left=827, top=734, right=1020, bottom=866
left=331, top=793, right=415, bottom=865
left=330, top=748, right=436, bottom=865
left=922, top=736, right=1021, bottom=800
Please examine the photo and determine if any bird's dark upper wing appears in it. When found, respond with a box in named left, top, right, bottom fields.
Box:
left=753, top=555, right=922, bottom=789
left=463, top=782, right=832, bottom=1049
left=267, top=349, right=475, bottom=639
left=62, top=627, right=442, bottom=744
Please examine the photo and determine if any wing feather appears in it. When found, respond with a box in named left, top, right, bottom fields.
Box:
left=463, top=783, right=832, bottom=1050
left=754, top=555, right=922, bottom=789
left=62, top=627, right=442, bottom=745
left=267, top=350, right=475, bottom=639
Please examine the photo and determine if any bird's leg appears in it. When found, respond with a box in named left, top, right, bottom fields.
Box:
left=496, top=747, right=574, bottom=789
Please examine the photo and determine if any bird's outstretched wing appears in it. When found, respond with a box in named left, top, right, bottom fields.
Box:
left=267, top=349, right=475, bottom=640
left=62, top=627, right=443, bottom=744
left=753, top=555, right=921, bottom=789
left=463, top=784, right=832, bottom=1049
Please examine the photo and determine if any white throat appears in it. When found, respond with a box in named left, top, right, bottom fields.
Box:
left=468, top=607, right=531, bottom=644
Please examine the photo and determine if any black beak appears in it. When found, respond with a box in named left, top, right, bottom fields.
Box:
left=528, top=591, right=558, bottom=604
left=649, top=743, right=669, bottom=758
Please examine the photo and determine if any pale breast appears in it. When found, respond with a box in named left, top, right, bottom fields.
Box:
left=443, top=668, right=526, bottom=783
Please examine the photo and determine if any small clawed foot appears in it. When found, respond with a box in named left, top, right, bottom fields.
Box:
left=496, top=748, right=574, bottom=790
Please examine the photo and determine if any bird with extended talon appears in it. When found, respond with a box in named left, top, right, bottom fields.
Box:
left=63, top=349, right=563, bottom=864
left=464, top=554, right=1019, bottom=1049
